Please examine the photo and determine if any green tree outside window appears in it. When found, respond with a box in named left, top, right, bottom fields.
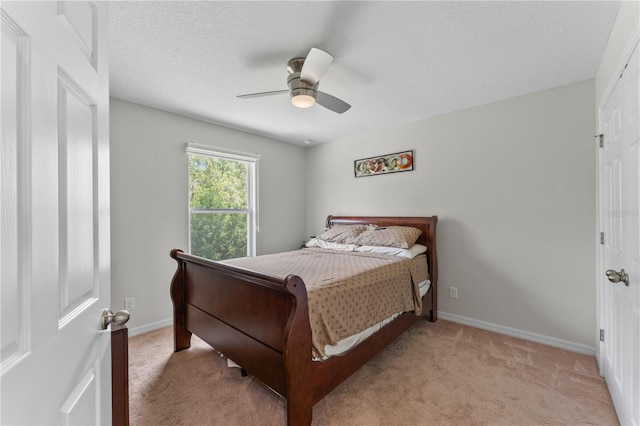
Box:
left=189, top=153, right=252, bottom=261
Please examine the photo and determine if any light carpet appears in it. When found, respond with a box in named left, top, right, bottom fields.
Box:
left=128, top=319, right=618, bottom=425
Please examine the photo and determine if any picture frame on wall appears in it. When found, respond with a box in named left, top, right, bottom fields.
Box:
left=354, top=150, right=414, bottom=178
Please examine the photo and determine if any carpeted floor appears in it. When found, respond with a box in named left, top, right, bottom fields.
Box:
left=128, top=320, right=619, bottom=425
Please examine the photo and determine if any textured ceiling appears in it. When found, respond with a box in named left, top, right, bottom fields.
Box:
left=108, top=1, right=620, bottom=146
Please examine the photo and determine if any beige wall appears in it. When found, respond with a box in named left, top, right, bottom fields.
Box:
left=305, top=80, right=597, bottom=348
left=110, top=99, right=306, bottom=330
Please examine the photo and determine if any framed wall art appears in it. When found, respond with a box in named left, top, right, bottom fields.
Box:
left=354, top=150, right=414, bottom=178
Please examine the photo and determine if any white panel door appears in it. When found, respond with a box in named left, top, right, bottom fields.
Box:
left=1, top=1, right=111, bottom=424
left=600, top=39, right=640, bottom=426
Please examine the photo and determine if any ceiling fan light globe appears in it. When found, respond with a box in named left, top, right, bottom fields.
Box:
left=292, top=94, right=315, bottom=108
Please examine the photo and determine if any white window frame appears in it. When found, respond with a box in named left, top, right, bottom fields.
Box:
left=186, top=142, right=259, bottom=258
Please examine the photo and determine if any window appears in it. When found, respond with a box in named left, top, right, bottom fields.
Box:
left=187, top=143, right=258, bottom=261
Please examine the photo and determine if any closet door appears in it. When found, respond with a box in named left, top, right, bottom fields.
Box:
left=600, top=38, right=640, bottom=426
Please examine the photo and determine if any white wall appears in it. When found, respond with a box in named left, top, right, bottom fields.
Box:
left=305, top=80, right=597, bottom=349
left=110, top=99, right=306, bottom=330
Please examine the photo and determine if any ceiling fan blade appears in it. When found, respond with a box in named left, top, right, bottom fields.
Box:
left=300, top=48, right=333, bottom=85
left=237, top=90, right=288, bottom=99
left=316, top=91, right=351, bottom=114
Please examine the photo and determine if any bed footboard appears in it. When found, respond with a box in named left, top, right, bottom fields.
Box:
left=170, top=249, right=313, bottom=425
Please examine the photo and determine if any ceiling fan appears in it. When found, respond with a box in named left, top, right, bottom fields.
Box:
left=237, top=48, right=351, bottom=114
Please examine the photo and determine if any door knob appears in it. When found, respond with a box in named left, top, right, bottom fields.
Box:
left=606, top=269, right=630, bottom=286
left=100, top=309, right=130, bottom=330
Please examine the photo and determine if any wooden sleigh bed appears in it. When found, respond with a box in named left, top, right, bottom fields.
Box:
left=170, top=215, right=438, bottom=425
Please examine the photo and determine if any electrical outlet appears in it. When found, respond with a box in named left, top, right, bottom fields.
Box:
left=449, top=286, right=458, bottom=299
left=124, top=297, right=135, bottom=311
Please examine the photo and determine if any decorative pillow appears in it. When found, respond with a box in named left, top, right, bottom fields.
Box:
left=352, top=226, right=422, bottom=249
left=315, top=224, right=368, bottom=244
left=355, top=243, right=427, bottom=258
left=305, top=238, right=357, bottom=251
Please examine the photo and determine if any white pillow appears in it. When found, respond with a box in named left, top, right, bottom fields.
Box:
left=305, top=238, right=357, bottom=251
left=355, top=243, right=427, bottom=258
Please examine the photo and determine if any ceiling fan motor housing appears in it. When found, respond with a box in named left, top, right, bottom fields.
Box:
left=288, top=76, right=318, bottom=101
left=287, top=58, right=318, bottom=101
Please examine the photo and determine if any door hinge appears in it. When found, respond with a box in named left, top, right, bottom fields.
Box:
left=600, top=329, right=605, bottom=342
left=600, top=232, right=604, bottom=245
left=596, top=134, right=604, bottom=148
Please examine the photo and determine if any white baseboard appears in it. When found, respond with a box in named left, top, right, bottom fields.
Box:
left=438, top=311, right=596, bottom=356
left=127, top=318, right=172, bottom=337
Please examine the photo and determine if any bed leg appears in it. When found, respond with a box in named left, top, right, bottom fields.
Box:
left=174, top=324, right=192, bottom=352
left=429, top=282, right=438, bottom=322
left=286, top=396, right=312, bottom=426
left=429, top=308, right=438, bottom=322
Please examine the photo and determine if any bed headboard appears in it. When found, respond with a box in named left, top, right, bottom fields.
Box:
left=325, top=215, right=438, bottom=288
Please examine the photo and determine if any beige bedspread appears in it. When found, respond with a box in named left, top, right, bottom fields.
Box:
left=224, top=248, right=428, bottom=358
